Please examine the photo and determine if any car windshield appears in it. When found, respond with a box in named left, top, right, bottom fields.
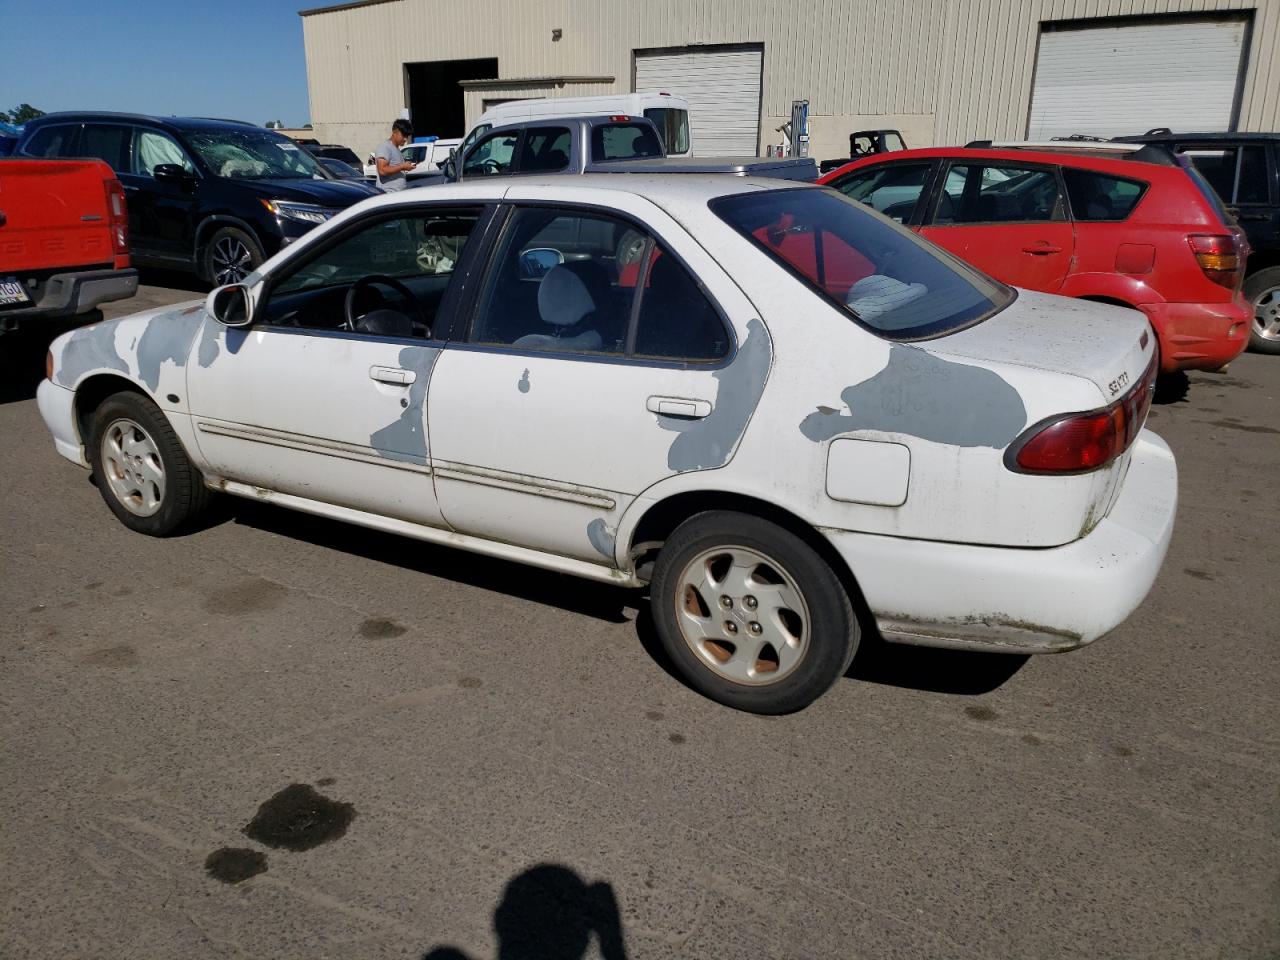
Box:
left=184, top=129, right=322, bottom=180
left=712, top=188, right=1011, bottom=339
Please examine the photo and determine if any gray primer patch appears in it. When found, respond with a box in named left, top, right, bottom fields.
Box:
left=518, top=368, right=530, bottom=393
left=662, top=317, right=772, bottom=472
left=197, top=316, right=222, bottom=368
left=369, top=345, right=440, bottom=464
left=56, top=321, right=130, bottom=387
left=800, top=344, right=1026, bottom=448
left=135, top=306, right=205, bottom=391
left=586, top=519, right=615, bottom=560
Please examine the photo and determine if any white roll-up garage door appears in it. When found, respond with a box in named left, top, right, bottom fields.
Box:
left=1027, top=16, right=1249, bottom=140
left=635, top=46, right=763, bottom=157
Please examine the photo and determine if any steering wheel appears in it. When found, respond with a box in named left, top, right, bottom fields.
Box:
left=343, top=275, right=430, bottom=336
left=481, top=157, right=504, bottom=174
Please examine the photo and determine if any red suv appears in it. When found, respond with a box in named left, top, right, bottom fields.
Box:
left=819, top=143, right=1251, bottom=373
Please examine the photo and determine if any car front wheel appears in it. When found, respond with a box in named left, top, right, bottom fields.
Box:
left=1245, top=266, right=1280, bottom=355
left=650, top=511, right=858, bottom=714
left=203, top=226, right=264, bottom=287
left=89, top=391, right=211, bottom=536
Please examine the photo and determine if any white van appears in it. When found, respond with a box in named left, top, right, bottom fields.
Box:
left=463, top=91, right=692, bottom=159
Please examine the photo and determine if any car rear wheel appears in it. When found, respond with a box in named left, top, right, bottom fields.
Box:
left=650, top=511, right=858, bottom=714
left=203, top=226, right=264, bottom=287
left=1245, top=267, right=1280, bottom=355
left=89, top=391, right=211, bottom=536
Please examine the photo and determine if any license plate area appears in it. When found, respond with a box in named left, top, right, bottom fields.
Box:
left=0, top=277, right=32, bottom=307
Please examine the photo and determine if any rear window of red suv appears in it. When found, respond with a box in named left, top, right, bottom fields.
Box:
left=1061, top=169, right=1147, bottom=221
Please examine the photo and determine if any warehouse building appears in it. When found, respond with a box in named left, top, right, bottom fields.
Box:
left=300, top=0, right=1280, bottom=162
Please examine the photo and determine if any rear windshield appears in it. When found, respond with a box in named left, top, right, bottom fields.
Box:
left=590, top=122, right=664, bottom=162
left=643, top=108, right=690, bottom=154
left=712, top=188, right=1010, bottom=339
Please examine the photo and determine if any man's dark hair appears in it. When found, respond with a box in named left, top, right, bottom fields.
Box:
left=392, top=119, right=413, bottom=138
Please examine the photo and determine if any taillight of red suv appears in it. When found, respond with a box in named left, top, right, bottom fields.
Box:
left=105, top=178, right=129, bottom=267
left=1005, top=357, right=1158, bottom=475
left=1187, top=233, right=1243, bottom=290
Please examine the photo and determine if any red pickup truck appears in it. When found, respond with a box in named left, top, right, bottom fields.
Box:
left=0, top=158, right=138, bottom=334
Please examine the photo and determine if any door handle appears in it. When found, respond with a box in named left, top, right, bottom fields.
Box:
left=369, top=365, right=416, bottom=385
left=1021, top=243, right=1063, bottom=255
left=647, top=396, right=712, bottom=419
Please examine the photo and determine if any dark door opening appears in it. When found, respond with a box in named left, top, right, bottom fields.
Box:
left=405, top=58, right=498, bottom=137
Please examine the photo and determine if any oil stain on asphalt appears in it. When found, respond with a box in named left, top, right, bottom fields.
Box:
left=359, top=617, right=407, bottom=639
left=242, top=783, right=357, bottom=852
left=205, top=847, right=268, bottom=884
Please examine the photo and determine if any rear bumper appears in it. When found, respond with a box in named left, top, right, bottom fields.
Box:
left=0, top=268, right=138, bottom=331
left=827, top=431, right=1177, bottom=654
left=1140, top=294, right=1250, bottom=372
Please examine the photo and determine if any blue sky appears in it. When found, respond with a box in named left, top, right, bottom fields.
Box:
left=0, top=0, right=312, bottom=126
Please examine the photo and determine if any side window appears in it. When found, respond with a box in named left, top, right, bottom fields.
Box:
left=468, top=206, right=727, bottom=361
left=133, top=129, right=194, bottom=177
left=591, top=123, right=664, bottom=162
left=519, top=127, right=571, bottom=173
left=1062, top=169, right=1147, bottom=221
left=21, top=124, right=79, bottom=158
left=462, top=131, right=518, bottom=177
left=78, top=124, right=131, bottom=173
left=933, top=163, right=1062, bottom=225
left=832, top=162, right=932, bottom=223
left=263, top=209, right=482, bottom=337
left=1236, top=145, right=1269, bottom=204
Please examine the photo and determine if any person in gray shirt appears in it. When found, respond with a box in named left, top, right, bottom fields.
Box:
left=374, top=119, right=417, bottom=192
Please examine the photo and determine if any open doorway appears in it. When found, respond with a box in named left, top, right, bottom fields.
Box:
left=404, top=57, right=498, bottom=137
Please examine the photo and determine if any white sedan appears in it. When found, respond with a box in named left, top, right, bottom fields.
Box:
left=37, top=176, right=1177, bottom=713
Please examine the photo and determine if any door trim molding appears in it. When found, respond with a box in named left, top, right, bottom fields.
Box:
left=195, top=419, right=432, bottom=474
left=432, top=459, right=617, bottom=509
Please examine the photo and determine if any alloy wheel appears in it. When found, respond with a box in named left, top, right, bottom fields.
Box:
left=1254, top=285, right=1280, bottom=342
left=101, top=418, right=165, bottom=517
left=674, top=545, right=811, bottom=685
left=212, top=236, right=253, bottom=285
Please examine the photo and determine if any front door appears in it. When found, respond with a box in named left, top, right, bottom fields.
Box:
left=920, top=160, right=1074, bottom=292
left=124, top=127, right=201, bottom=265
left=186, top=204, right=487, bottom=528
left=427, top=195, right=764, bottom=565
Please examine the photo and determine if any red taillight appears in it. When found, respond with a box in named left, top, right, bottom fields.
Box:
left=104, top=178, right=129, bottom=257
left=609, top=115, right=632, bottom=122
left=1187, top=233, right=1241, bottom=289
left=1008, top=359, right=1157, bottom=475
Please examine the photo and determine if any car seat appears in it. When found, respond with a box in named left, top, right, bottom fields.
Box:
left=513, top=263, right=604, bottom=352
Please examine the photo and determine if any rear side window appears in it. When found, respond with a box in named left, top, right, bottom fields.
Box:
left=519, top=127, right=571, bottom=173
left=643, top=108, right=690, bottom=154
left=1236, top=146, right=1269, bottom=204
left=590, top=123, right=663, bottom=162
left=78, top=124, right=131, bottom=173
left=830, top=162, right=932, bottom=223
left=21, top=124, right=79, bottom=158
left=1177, top=156, right=1234, bottom=225
left=713, top=188, right=1009, bottom=339
left=934, top=164, right=1062, bottom=224
left=1062, top=169, right=1147, bottom=221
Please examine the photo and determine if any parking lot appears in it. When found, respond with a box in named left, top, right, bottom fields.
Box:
left=0, top=277, right=1274, bottom=959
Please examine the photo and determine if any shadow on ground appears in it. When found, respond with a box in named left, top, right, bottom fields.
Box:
left=421, top=863, right=629, bottom=960
left=232, top=499, right=1027, bottom=698
left=0, top=316, right=90, bottom=404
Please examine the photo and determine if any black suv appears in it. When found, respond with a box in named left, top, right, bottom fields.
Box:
left=16, top=113, right=378, bottom=286
left=1116, top=131, right=1280, bottom=355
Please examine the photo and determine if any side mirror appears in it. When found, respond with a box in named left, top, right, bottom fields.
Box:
left=441, top=155, right=457, bottom=182
left=153, top=163, right=190, bottom=183
left=207, top=283, right=253, bottom=327
left=518, top=247, right=564, bottom=280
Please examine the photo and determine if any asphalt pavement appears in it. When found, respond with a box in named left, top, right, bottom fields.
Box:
left=1, top=280, right=1277, bottom=959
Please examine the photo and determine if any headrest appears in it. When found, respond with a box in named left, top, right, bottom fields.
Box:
left=538, top=264, right=596, bottom=328
left=845, top=274, right=927, bottom=322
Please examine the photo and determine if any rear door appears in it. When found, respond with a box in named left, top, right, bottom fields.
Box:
left=920, top=160, right=1074, bottom=292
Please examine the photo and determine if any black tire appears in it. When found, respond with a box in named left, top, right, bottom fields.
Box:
left=89, top=391, right=211, bottom=536
left=650, top=511, right=858, bottom=714
left=201, top=225, right=264, bottom=287
left=1244, top=266, right=1280, bottom=355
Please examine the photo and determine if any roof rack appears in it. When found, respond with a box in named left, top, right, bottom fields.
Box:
left=961, top=139, right=1177, bottom=166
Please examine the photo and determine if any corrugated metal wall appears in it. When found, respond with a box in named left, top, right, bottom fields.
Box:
left=302, top=0, right=1280, bottom=156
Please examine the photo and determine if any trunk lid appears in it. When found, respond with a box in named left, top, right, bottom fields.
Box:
left=927, top=289, right=1155, bottom=404
left=0, top=159, right=115, bottom=272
